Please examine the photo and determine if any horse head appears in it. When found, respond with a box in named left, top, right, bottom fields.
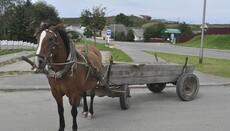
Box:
left=34, top=23, right=64, bottom=69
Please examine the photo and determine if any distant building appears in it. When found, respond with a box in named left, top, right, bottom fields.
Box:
left=102, top=24, right=128, bottom=39
left=177, top=24, right=230, bottom=43
left=65, top=25, right=85, bottom=34
left=204, top=24, right=230, bottom=35
left=132, top=28, right=144, bottom=41
left=102, top=24, right=144, bottom=41
left=139, top=15, right=152, bottom=20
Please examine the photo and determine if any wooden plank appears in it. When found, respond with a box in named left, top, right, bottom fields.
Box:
left=108, top=75, right=179, bottom=85
left=107, top=63, right=194, bottom=85
left=101, top=51, right=112, bottom=66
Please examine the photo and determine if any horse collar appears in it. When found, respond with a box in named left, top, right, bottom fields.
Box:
left=45, top=41, right=77, bottom=79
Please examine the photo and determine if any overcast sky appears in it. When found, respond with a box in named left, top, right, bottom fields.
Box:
left=31, top=0, right=230, bottom=24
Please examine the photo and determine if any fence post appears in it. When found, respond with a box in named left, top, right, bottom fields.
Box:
left=7, top=40, right=9, bottom=51
left=13, top=41, right=15, bottom=50
left=0, top=40, right=1, bottom=51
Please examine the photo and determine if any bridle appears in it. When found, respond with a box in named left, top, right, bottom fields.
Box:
left=36, top=29, right=59, bottom=65
left=36, top=29, right=78, bottom=79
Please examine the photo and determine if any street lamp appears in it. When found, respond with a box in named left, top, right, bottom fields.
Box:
left=199, top=0, right=207, bottom=64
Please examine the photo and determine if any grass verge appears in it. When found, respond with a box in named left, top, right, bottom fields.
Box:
left=0, top=71, right=35, bottom=75
left=178, top=34, right=230, bottom=50
left=144, top=51, right=230, bottom=78
left=75, top=41, right=133, bottom=62
left=0, top=49, right=35, bottom=56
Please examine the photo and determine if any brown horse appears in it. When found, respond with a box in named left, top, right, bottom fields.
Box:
left=34, top=23, right=102, bottom=131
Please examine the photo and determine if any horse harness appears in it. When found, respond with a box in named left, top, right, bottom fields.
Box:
left=41, top=29, right=99, bottom=81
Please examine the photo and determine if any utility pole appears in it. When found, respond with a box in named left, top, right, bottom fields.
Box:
left=199, top=0, right=207, bottom=64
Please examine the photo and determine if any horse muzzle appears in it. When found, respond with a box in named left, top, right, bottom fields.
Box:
left=34, top=55, right=48, bottom=69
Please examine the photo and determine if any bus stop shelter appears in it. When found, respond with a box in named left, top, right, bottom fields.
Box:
left=161, top=29, right=181, bottom=44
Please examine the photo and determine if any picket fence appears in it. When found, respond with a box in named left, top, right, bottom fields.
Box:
left=0, top=40, right=37, bottom=51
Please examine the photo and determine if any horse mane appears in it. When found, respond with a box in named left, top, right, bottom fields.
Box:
left=58, top=29, right=70, bottom=54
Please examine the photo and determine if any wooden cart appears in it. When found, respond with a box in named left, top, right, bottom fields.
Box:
left=97, top=52, right=200, bottom=110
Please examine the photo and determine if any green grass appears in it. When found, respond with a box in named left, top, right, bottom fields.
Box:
left=0, top=49, right=24, bottom=56
left=0, top=71, right=34, bottom=75
left=75, top=41, right=133, bottom=62
left=179, top=34, right=230, bottom=50
left=144, top=51, right=230, bottom=78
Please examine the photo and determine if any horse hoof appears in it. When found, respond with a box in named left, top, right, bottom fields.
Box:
left=87, top=112, right=93, bottom=120
left=58, top=128, right=64, bottom=131
left=82, top=111, right=88, bottom=118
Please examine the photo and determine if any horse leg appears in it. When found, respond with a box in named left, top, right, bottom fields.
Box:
left=87, top=90, right=95, bottom=119
left=70, top=95, right=81, bottom=131
left=82, top=91, right=88, bottom=117
left=57, top=101, right=65, bottom=131
left=52, top=91, right=65, bottom=131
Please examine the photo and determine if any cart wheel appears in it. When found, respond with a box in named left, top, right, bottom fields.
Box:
left=147, top=83, right=166, bottom=93
left=119, top=84, right=130, bottom=110
left=176, top=73, right=199, bottom=101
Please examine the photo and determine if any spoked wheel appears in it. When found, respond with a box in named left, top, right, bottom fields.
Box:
left=119, top=84, right=130, bottom=110
left=147, top=83, right=166, bottom=93
left=176, top=73, right=199, bottom=101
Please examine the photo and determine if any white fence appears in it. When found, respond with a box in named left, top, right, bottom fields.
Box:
left=0, top=40, right=37, bottom=51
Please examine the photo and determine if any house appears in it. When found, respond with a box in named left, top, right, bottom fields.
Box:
left=102, top=24, right=144, bottom=41
left=65, top=25, right=85, bottom=34
left=102, top=24, right=128, bottom=39
left=139, top=15, right=151, bottom=20
left=132, top=28, right=144, bottom=41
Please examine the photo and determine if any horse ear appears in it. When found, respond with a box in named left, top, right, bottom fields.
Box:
left=51, top=23, right=64, bottom=32
left=33, top=21, right=48, bottom=37
left=40, top=21, right=47, bottom=28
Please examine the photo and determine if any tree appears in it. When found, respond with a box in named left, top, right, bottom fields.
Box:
left=34, top=1, right=60, bottom=26
left=143, top=22, right=166, bottom=42
left=115, top=13, right=133, bottom=27
left=0, top=0, right=21, bottom=39
left=115, top=32, right=126, bottom=41
left=126, top=29, right=134, bottom=42
left=81, top=5, right=106, bottom=45
left=8, top=1, right=32, bottom=40
left=177, top=22, right=192, bottom=35
left=154, top=22, right=166, bottom=37
left=143, top=25, right=155, bottom=42
left=1, top=0, right=60, bottom=42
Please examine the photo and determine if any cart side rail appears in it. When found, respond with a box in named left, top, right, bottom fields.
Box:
left=108, top=63, right=194, bottom=85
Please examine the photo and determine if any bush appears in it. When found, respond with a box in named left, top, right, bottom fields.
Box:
left=126, top=29, right=134, bottom=42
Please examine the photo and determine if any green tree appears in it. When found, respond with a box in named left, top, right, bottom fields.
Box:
left=2, top=0, right=60, bottom=42
left=115, top=13, right=133, bottom=27
left=126, top=29, right=134, bottom=42
left=177, top=22, right=192, bottom=35
left=154, top=22, right=166, bottom=37
left=143, top=22, right=166, bottom=42
left=0, top=0, right=22, bottom=39
left=143, top=25, right=155, bottom=42
left=34, top=1, right=60, bottom=26
left=114, top=32, right=126, bottom=41
left=81, top=5, right=106, bottom=45
left=9, top=0, right=35, bottom=41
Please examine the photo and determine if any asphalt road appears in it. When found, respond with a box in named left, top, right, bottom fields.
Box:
left=1, top=40, right=230, bottom=131
left=95, top=39, right=230, bottom=60
left=0, top=84, right=230, bottom=131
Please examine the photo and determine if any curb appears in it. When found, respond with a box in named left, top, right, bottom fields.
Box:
left=1, top=82, right=229, bottom=92
left=0, top=51, right=35, bottom=64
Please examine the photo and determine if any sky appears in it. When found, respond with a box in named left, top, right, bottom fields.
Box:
left=31, top=0, right=230, bottom=24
